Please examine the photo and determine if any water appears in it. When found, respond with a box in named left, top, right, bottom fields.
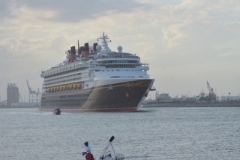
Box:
left=1, top=107, right=240, bottom=160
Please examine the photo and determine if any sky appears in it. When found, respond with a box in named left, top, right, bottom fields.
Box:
left=0, top=0, right=239, bottom=102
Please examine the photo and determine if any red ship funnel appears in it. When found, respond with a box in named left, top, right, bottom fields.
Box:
left=69, top=46, right=76, bottom=62
left=82, top=43, right=89, bottom=57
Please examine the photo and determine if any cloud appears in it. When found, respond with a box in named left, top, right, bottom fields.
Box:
left=51, top=36, right=68, bottom=48
left=0, top=0, right=21, bottom=19
left=0, top=0, right=240, bottom=100
left=0, top=0, right=145, bottom=22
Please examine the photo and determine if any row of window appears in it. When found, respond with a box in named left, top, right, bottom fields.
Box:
left=44, top=66, right=87, bottom=77
left=45, top=73, right=82, bottom=82
left=104, top=64, right=135, bottom=68
left=98, top=60, right=138, bottom=64
left=45, top=74, right=89, bottom=86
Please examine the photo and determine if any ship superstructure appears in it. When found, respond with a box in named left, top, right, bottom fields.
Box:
left=40, top=33, right=154, bottom=112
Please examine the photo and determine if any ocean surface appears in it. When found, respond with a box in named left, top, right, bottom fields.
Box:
left=1, top=107, right=240, bottom=160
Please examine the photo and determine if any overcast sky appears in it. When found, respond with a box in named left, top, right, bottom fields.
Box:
left=0, top=0, right=239, bottom=101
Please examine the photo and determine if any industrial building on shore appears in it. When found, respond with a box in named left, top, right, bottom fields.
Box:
left=142, top=81, right=240, bottom=107
left=0, top=82, right=40, bottom=108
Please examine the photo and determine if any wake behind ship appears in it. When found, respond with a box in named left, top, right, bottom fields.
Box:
left=40, top=33, right=154, bottom=112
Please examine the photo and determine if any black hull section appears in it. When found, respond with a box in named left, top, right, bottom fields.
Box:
left=40, top=79, right=153, bottom=112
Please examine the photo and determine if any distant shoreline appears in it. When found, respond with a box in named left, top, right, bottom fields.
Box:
left=0, top=106, right=39, bottom=109
left=141, top=101, right=240, bottom=107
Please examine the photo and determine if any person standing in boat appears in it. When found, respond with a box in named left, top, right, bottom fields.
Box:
left=82, top=141, right=94, bottom=160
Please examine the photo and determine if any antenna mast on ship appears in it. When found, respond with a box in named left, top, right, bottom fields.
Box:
left=97, top=32, right=110, bottom=49
left=97, top=32, right=111, bottom=54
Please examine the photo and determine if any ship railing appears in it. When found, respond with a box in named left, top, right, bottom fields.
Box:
left=97, top=55, right=140, bottom=59
left=42, top=62, right=88, bottom=77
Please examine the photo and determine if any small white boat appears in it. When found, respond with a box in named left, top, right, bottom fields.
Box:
left=99, top=136, right=125, bottom=160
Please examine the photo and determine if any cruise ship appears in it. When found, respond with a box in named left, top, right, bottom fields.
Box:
left=40, top=33, right=155, bottom=112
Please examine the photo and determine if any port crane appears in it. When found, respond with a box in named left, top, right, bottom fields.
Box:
left=207, top=81, right=213, bottom=95
left=26, top=80, right=41, bottom=102
left=198, top=81, right=216, bottom=102
left=206, top=81, right=216, bottom=102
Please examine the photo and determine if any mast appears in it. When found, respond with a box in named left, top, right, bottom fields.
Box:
left=97, top=32, right=110, bottom=50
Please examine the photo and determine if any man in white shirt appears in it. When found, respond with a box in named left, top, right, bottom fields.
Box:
left=82, top=141, right=94, bottom=160
left=85, top=142, right=91, bottom=153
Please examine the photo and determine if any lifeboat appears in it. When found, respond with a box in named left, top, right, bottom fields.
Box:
left=77, top=82, right=82, bottom=89
left=73, top=83, right=77, bottom=89
left=69, top=84, right=72, bottom=90
left=62, top=85, right=66, bottom=90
